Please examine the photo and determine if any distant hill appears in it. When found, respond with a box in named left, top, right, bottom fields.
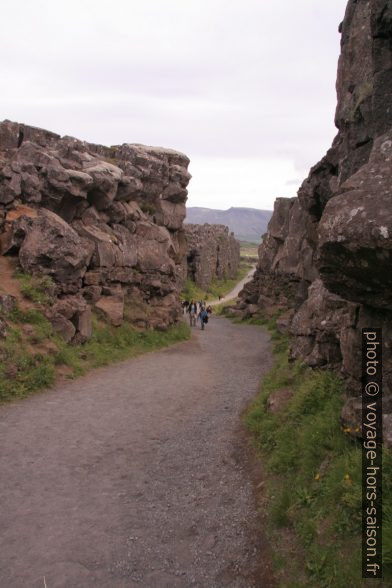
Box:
left=185, top=207, right=273, bottom=243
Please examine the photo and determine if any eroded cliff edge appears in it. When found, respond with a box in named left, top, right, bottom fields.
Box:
left=0, top=121, right=191, bottom=340
left=238, top=0, right=392, bottom=418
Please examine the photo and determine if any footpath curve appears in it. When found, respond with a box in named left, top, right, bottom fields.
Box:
left=209, top=266, right=257, bottom=307
left=0, top=316, right=274, bottom=587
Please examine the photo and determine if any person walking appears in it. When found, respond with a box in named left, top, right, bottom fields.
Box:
left=188, top=300, right=197, bottom=327
left=198, top=306, right=209, bottom=330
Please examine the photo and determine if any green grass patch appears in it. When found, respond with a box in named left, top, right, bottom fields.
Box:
left=15, top=273, right=55, bottom=305
left=182, top=262, right=252, bottom=302
left=0, top=307, right=190, bottom=403
left=239, top=240, right=259, bottom=259
left=244, top=317, right=392, bottom=587
left=212, top=298, right=238, bottom=316
left=0, top=323, right=56, bottom=401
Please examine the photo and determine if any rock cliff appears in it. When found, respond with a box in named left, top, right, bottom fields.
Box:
left=185, top=224, right=240, bottom=290
left=0, top=121, right=191, bottom=340
left=239, top=0, right=392, bottom=404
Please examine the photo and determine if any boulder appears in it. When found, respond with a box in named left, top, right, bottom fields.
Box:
left=46, top=164, right=93, bottom=199
left=74, top=307, right=92, bottom=343
left=46, top=295, right=92, bottom=343
left=318, top=134, right=392, bottom=310
left=290, top=280, right=358, bottom=370
left=95, top=293, right=124, bottom=326
left=0, top=205, right=37, bottom=255
left=155, top=200, right=186, bottom=231
left=82, top=285, right=102, bottom=304
left=83, top=161, right=122, bottom=210
left=19, top=209, right=93, bottom=284
left=50, top=314, right=76, bottom=343
left=115, top=177, right=143, bottom=201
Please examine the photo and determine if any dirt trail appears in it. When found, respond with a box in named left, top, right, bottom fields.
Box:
left=209, top=267, right=257, bottom=306
left=0, top=316, right=274, bottom=588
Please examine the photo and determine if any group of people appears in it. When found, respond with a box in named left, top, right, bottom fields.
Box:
left=182, top=300, right=213, bottom=330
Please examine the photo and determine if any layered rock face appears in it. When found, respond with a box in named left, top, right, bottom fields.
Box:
left=239, top=0, right=392, bottom=397
left=185, top=224, right=240, bottom=290
left=0, top=121, right=191, bottom=339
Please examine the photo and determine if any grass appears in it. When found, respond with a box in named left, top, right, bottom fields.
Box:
left=213, top=298, right=238, bottom=315
left=182, top=261, right=253, bottom=302
left=243, top=315, right=392, bottom=587
left=239, top=240, right=259, bottom=259
left=0, top=307, right=190, bottom=403
left=15, top=273, right=56, bottom=305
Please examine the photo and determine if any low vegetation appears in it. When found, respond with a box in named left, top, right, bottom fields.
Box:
left=0, top=283, right=190, bottom=403
left=15, top=272, right=56, bottom=305
left=238, top=315, right=392, bottom=587
left=181, top=261, right=253, bottom=302
left=239, top=240, right=259, bottom=259
left=212, top=298, right=238, bottom=315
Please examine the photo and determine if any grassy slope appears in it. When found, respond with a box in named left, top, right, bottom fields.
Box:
left=222, top=308, right=392, bottom=587
left=239, top=241, right=259, bottom=259
left=0, top=274, right=190, bottom=403
left=181, top=261, right=253, bottom=302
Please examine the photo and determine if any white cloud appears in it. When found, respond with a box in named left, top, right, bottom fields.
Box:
left=0, top=0, right=348, bottom=209
left=188, top=157, right=301, bottom=210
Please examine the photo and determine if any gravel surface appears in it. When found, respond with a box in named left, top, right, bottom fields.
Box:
left=209, top=267, right=257, bottom=306
left=0, top=316, right=274, bottom=587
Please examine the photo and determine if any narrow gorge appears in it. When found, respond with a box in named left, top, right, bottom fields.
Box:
left=237, top=0, right=392, bottom=442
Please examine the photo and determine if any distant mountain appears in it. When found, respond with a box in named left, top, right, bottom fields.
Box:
left=185, top=207, right=273, bottom=243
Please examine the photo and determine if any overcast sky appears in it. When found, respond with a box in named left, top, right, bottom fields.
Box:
left=2, top=0, right=348, bottom=210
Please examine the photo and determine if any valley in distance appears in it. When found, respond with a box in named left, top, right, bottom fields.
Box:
left=185, top=206, right=272, bottom=245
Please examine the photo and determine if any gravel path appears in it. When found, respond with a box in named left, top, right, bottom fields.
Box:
left=209, top=267, right=257, bottom=306
left=0, top=316, right=274, bottom=588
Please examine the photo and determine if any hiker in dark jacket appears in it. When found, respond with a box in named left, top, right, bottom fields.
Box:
left=198, top=307, right=209, bottom=330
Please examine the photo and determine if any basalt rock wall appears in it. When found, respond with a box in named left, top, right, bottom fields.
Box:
left=185, top=224, right=240, bottom=290
left=239, top=0, right=392, bottom=404
left=0, top=120, right=191, bottom=340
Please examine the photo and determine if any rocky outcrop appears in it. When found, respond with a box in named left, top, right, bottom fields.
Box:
left=0, top=120, right=191, bottom=339
left=238, top=0, right=392, bottom=420
left=184, top=224, right=240, bottom=290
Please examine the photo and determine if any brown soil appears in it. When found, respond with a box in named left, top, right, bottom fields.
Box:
left=0, top=255, right=31, bottom=311
left=0, top=256, right=21, bottom=297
